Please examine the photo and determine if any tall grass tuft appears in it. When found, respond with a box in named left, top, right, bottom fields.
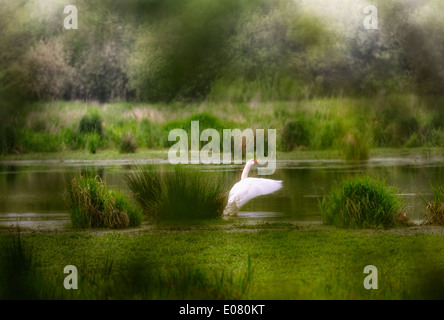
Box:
left=421, top=183, right=444, bottom=225
left=87, top=133, right=100, bottom=154
left=320, top=175, right=410, bottom=228
left=281, top=119, right=311, bottom=151
left=126, top=165, right=228, bottom=221
left=65, top=175, right=142, bottom=228
left=119, top=132, right=137, bottom=153
left=79, top=112, right=103, bottom=136
left=341, top=132, right=369, bottom=161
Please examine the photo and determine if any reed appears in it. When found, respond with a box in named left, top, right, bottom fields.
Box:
left=421, top=183, right=444, bottom=225
left=126, top=165, right=227, bottom=221
left=65, top=175, right=142, bottom=228
left=320, top=175, right=410, bottom=228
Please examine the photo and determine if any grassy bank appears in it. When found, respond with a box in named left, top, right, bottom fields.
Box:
left=1, top=225, right=443, bottom=299
left=1, top=148, right=444, bottom=162
left=2, top=96, right=444, bottom=160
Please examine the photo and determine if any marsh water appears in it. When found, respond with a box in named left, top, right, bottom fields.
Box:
left=1, top=156, right=444, bottom=228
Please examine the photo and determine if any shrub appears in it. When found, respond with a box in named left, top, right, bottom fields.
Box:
left=19, top=129, right=62, bottom=153
left=0, top=125, right=18, bottom=154
left=20, top=40, right=74, bottom=100
left=138, top=119, right=161, bottom=148
left=126, top=165, right=227, bottom=221
left=160, top=112, right=227, bottom=148
left=61, top=126, right=88, bottom=150
left=320, top=175, right=410, bottom=228
left=372, top=103, right=419, bottom=147
left=421, top=184, right=444, bottom=225
left=120, top=132, right=137, bottom=153
left=79, top=113, right=103, bottom=136
left=281, top=119, right=311, bottom=151
left=315, top=119, right=344, bottom=150
left=87, top=133, right=101, bottom=154
left=405, top=132, right=422, bottom=148
left=341, top=132, right=369, bottom=161
left=65, top=175, right=142, bottom=228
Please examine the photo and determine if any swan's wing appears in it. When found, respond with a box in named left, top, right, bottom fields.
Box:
left=227, top=178, right=283, bottom=210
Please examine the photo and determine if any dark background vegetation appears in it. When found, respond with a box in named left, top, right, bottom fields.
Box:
left=1, top=0, right=444, bottom=155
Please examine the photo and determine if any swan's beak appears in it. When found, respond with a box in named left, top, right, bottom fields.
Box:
left=254, top=159, right=258, bottom=163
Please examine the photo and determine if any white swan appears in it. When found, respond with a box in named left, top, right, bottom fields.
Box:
left=223, top=159, right=283, bottom=216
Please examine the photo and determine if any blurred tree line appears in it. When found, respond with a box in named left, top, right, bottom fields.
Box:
left=0, top=0, right=443, bottom=105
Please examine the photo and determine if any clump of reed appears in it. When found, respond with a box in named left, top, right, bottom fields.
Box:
left=341, top=132, right=369, bottom=161
left=421, top=183, right=444, bottom=225
left=79, top=112, right=103, bottom=136
left=320, top=175, right=411, bottom=228
left=281, top=119, right=311, bottom=151
left=65, top=175, right=142, bottom=228
left=119, top=132, right=137, bottom=153
left=126, top=165, right=227, bottom=221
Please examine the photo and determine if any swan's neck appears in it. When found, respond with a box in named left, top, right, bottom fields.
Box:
left=241, top=162, right=254, bottom=180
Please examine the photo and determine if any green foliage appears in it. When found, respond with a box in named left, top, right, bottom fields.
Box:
left=405, top=132, right=422, bottom=148
left=119, top=132, right=137, bottom=153
left=65, top=175, right=142, bottom=228
left=320, top=175, right=410, bottom=228
left=161, top=112, right=227, bottom=148
left=421, top=183, right=444, bottom=225
left=314, top=119, right=345, bottom=150
left=87, top=133, right=101, bottom=154
left=18, top=129, right=62, bottom=153
left=341, top=132, right=369, bottom=161
left=2, top=97, right=444, bottom=156
left=61, top=126, right=88, bottom=150
left=281, top=118, right=311, bottom=151
left=79, top=113, right=103, bottom=136
left=0, top=231, right=252, bottom=299
left=128, top=0, right=247, bottom=101
left=137, top=119, right=162, bottom=148
left=2, top=227, right=444, bottom=299
left=0, top=125, right=18, bottom=154
left=0, top=231, right=44, bottom=299
left=2, top=0, right=444, bottom=105
left=19, top=40, right=74, bottom=100
left=126, top=165, right=227, bottom=221
left=372, top=100, right=420, bottom=147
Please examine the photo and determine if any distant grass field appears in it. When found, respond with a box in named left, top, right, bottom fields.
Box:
left=1, top=225, right=443, bottom=299
left=3, top=95, right=444, bottom=160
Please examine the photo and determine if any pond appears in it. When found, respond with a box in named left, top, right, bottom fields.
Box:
left=1, top=156, right=443, bottom=228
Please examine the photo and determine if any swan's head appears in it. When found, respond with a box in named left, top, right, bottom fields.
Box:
left=247, top=159, right=258, bottom=166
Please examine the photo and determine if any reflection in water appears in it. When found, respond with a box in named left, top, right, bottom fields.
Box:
left=0, top=159, right=444, bottom=224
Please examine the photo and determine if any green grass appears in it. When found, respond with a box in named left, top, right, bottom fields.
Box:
left=0, top=229, right=252, bottom=299
left=79, top=112, right=103, bottom=136
left=3, top=96, right=444, bottom=157
left=320, top=175, right=411, bottom=228
left=0, top=227, right=443, bottom=299
left=126, top=165, right=228, bottom=221
left=421, top=183, right=444, bottom=225
left=119, top=132, right=137, bottom=153
left=341, top=131, right=370, bottom=161
left=65, top=175, right=142, bottom=229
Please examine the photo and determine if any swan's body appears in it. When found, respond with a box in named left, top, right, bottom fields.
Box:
left=224, top=159, right=283, bottom=216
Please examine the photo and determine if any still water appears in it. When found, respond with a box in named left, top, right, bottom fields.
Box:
left=1, top=157, right=444, bottom=227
